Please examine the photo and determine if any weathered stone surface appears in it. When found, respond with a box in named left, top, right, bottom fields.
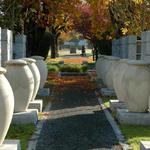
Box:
left=0, top=140, right=21, bottom=150
left=13, top=34, right=26, bottom=59
left=117, top=109, right=150, bottom=125
left=28, top=100, right=43, bottom=112
left=1, top=29, right=13, bottom=66
left=140, top=141, right=150, bottom=150
left=110, top=100, right=127, bottom=112
left=100, top=88, right=116, bottom=97
left=12, top=109, right=38, bottom=124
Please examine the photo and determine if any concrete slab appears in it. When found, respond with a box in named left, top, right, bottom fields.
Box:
left=0, top=140, right=21, bottom=150
left=140, top=141, right=150, bottom=150
left=38, top=88, right=50, bottom=96
left=28, top=99, right=43, bottom=112
left=12, top=109, right=38, bottom=125
left=110, top=100, right=127, bottom=112
left=100, top=88, right=116, bottom=97
left=117, top=109, right=150, bottom=125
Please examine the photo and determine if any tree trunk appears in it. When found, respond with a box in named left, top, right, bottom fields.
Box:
left=51, top=36, right=56, bottom=58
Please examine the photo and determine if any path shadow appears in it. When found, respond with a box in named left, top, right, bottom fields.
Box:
left=36, top=110, right=120, bottom=150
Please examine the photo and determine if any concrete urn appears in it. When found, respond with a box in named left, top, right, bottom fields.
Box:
left=113, top=59, right=128, bottom=102
left=22, top=58, right=40, bottom=101
left=0, top=67, right=14, bottom=145
left=5, top=59, right=34, bottom=112
left=31, top=56, right=48, bottom=89
left=123, top=60, right=150, bottom=112
left=104, top=56, right=120, bottom=89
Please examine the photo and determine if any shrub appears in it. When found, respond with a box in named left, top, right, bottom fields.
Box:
left=59, top=64, right=82, bottom=72
left=47, top=64, right=59, bottom=72
left=81, top=65, right=88, bottom=72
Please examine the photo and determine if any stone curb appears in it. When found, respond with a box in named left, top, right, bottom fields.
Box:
left=26, top=103, right=51, bottom=150
left=97, top=95, right=130, bottom=150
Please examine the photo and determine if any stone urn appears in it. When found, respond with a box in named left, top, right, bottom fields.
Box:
left=104, top=56, right=120, bottom=89
left=31, top=56, right=48, bottom=89
left=0, top=67, right=14, bottom=145
left=22, top=58, right=40, bottom=101
left=123, top=60, right=150, bottom=112
left=113, top=59, right=128, bottom=102
left=5, top=59, right=34, bottom=112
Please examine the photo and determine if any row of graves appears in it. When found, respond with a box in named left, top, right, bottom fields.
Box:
left=96, top=30, right=150, bottom=150
left=0, top=28, right=49, bottom=149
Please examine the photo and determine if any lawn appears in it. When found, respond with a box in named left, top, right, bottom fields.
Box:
left=6, top=124, right=35, bottom=150
left=100, top=96, right=150, bottom=150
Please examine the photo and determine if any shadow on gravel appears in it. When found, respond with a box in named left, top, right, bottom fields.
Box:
left=36, top=110, right=120, bottom=150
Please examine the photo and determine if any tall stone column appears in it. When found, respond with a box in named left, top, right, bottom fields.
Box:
left=116, top=39, right=121, bottom=58
left=0, top=27, right=1, bottom=66
left=127, top=35, right=137, bottom=60
left=141, top=30, right=150, bottom=61
left=13, top=34, right=26, bottom=59
left=1, top=29, right=13, bottom=66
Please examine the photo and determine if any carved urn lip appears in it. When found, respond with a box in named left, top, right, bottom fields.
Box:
left=0, top=67, right=6, bottom=74
left=22, top=58, right=36, bottom=63
left=5, top=59, right=27, bottom=66
left=128, top=60, right=150, bottom=66
left=31, top=56, right=44, bottom=60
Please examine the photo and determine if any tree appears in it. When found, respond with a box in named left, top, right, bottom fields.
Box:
left=109, top=0, right=150, bottom=37
left=71, top=0, right=112, bottom=59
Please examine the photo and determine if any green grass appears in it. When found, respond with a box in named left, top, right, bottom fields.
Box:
left=120, top=125, right=150, bottom=150
left=102, top=98, right=110, bottom=108
left=6, top=124, right=35, bottom=150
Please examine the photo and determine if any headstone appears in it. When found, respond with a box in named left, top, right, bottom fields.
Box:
left=116, top=39, right=121, bottom=57
left=0, top=27, right=1, bottom=66
left=13, top=34, right=26, bottom=59
left=120, top=37, right=128, bottom=58
left=127, top=35, right=137, bottom=59
left=141, top=30, right=150, bottom=60
left=1, top=29, right=13, bottom=66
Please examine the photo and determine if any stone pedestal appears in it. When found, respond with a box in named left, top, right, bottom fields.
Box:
left=100, top=88, right=116, bottom=97
left=28, top=100, right=43, bottom=112
left=140, top=141, right=150, bottom=150
left=38, top=88, right=50, bottom=96
left=127, top=35, right=137, bottom=59
left=13, top=34, right=26, bottom=59
left=117, top=109, right=150, bottom=125
left=0, top=140, right=21, bottom=150
left=1, top=29, right=13, bottom=67
left=12, top=109, right=38, bottom=124
left=109, top=100, right=127, bottom=112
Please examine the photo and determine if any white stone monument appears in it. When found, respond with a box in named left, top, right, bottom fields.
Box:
left=141, top=30, right=150, bottom=61
left=0, top=27, right=1, bottom=66
left=13, top=34, right=26, bottom=59
left=127, top=35, right=137, bottom=59
left=1, top=29, right=13, bottom=66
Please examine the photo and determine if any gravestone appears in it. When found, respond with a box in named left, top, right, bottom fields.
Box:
left=13, top=34, right=26, bottom=59
left=127, top=35, right=137, bottom=59
left=141, top=30, right=150, bottom=61
left=1, top=29, right=13, bottom=66
left=0, top=27, right=1, bottom=66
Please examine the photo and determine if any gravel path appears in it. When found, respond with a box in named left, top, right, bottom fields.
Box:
left=36, top=76, right=122, bottom=150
